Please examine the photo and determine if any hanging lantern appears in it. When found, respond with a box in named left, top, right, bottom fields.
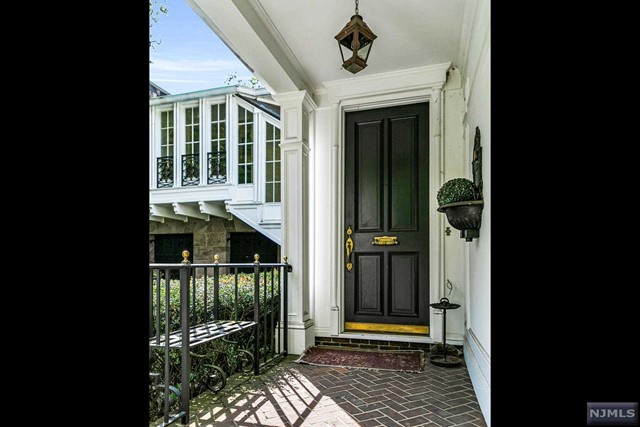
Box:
left=335, top=0, right=377, bottom=74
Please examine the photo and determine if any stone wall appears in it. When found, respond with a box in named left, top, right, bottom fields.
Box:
left=149, top=215, right=255, bottom=265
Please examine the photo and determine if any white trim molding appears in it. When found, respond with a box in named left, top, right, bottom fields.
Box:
left=464, top=328, right=491, bottom=426
left=324, top=63, right=450, bottom=105
left=323, top=62, right=451, bottom=341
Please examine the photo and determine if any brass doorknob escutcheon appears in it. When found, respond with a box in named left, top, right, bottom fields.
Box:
left=345, top=226, right=354, bottom=271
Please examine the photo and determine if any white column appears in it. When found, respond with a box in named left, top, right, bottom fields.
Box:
left=429, top=85, right=444, bottom=344
left=272, top=90, right=317, bottom=354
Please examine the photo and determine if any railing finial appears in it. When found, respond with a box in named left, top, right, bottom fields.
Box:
left=254, top=253, right=260, bottom=264
left=214, top=254, right=219, bottom=264
left=182, top=250, right=190, bottom=264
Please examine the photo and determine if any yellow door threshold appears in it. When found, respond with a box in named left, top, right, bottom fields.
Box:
left=344, top=322, right=429, bottom=335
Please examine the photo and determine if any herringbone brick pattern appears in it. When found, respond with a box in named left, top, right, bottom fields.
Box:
left=156, top=356, right=486, bottom=426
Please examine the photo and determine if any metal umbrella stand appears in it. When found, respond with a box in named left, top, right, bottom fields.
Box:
left=429, top=297, right=461, bottom=367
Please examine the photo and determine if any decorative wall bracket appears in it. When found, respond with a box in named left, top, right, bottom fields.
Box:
left=472, top=126, right=483, bottom=200
left=437, top=126, right=484, bottom=242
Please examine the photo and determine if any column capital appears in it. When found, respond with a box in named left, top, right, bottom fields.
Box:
left=272, top=90, right=317, bottom=112
left=273, top=90, right=315, bottom=145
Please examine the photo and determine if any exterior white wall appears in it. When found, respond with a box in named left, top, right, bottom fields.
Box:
left=458, top=0, right=491, bottom=424
left=311, top=65, right=474, bottom=348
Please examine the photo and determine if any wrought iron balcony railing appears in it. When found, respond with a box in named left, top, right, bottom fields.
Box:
left=208, top=151, right=227, bottom=184
left=157, top=153, right=226, bottom=188
left=182, top=154, right=200, bottom=186
left=157, top=156, right=174, bottom=188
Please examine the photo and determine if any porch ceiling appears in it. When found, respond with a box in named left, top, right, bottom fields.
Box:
left=188, top=0, right=465, bottom=94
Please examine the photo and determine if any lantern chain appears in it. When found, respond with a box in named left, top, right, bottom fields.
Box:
left=355, top=0, right=359, bottom=15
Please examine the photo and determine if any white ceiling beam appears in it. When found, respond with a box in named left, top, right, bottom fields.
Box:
left=149, top=215, right=165, bottom=223
left=173, top=202, right=210, bottom=221
left=199, top=201, right=232, bottom=220
left=187, top=0, right=309, bottom=94
left=150, top=204, right=188, bottom=222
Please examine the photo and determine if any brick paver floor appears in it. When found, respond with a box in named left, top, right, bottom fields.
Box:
left=153, top=355, right=486, bottom=427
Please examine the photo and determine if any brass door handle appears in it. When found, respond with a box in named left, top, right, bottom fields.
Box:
left=345, top=226, right=354, bottom=271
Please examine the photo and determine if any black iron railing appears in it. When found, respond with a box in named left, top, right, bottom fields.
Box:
left=148, top=252, right=290, bottom=426
left=182, top=154, right=200, bottom=186
left=157, top=157, right=174, bottom=188
left=208, top=151, right=226, bottom=184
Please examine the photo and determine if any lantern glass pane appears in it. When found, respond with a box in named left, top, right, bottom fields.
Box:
left=357, top=41, right=372, bottom=60
left=339, top=41, right=352, bottom=61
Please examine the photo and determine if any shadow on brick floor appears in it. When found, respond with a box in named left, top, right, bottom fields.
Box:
left=151, top=355, right=486, bottom=427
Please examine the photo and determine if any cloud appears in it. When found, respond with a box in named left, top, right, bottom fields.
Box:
left=152, top=78, right=211, bottom=84
left=149, top=53, right=256, bottom=93
left=150, top=57, right=240, bottom=73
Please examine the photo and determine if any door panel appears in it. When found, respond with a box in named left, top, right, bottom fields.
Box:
left=355, top=253, right=384, bottom=316
left=389, top=252, right=419, bottom=317
left=355, top=121, right=384, bottom=231
left=389, top=117, right=418, bottom=231
left=344, top=103, right=429, bottom=332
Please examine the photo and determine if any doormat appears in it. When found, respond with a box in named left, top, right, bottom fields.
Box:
left=294, top=346, right=424, bottom=373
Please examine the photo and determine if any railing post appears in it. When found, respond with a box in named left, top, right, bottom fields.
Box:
left=149, top=270, right=153, bottom=338
left=283, top=257, right=289, bottom=356
left=179, top=250, right=191, bottom=425
left=253, top=254, right=260, bottom=376
left=214, top=255, right=220, bottom=320
left=163, top=269, right=171, bottom=425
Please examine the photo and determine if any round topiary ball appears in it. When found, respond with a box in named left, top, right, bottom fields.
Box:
left=437, top=178, right=477, bottom=206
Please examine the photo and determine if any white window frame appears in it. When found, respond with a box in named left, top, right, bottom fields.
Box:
left=203, top=96, right=228, bottom=185
left=261, top=115, right=282, bottom=204
left=154, top=104, right=176, bottom=189
left=235, top=99, right=258, bottom=187
left=178, top=101, right=200, bottom=187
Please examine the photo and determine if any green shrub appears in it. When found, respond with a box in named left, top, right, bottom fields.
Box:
left=149, top=271, right=281, bottom=421
left=150, top=271, right=280, bottom=332
left=437, top=178, right=478, bottom=206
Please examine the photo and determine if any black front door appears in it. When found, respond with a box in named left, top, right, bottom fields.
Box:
left=230, top=232, right=279, bottom=273
left=344, top=103, right=430, bottom=334
left=154, top=233, right=193, bottom=279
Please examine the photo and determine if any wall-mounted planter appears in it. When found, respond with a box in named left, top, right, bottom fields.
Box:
left=437, top=126, right=484, bottom=242
left=437, top=200, right=484, bottom=242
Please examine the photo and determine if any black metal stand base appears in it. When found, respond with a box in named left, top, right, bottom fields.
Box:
left=428, top=354, right=461, bottom=367
left=429, top=297, right=461, bottom=368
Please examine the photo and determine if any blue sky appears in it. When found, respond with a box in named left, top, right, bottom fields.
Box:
left=149, top=0, right=255, bottom=95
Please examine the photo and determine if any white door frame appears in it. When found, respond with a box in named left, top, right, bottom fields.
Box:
left=324, top=63, right=450, bottom=343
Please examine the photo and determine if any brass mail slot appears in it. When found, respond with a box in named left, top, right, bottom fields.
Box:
left=371, top=236, right=399, bottom=246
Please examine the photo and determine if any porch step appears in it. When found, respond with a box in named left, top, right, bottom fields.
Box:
left=314, top=336, right=461, bottom=353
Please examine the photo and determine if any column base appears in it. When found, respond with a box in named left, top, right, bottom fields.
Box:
left=288, top=319, right=315, bottom=355
left=330, top=306, right=340, bottom=336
